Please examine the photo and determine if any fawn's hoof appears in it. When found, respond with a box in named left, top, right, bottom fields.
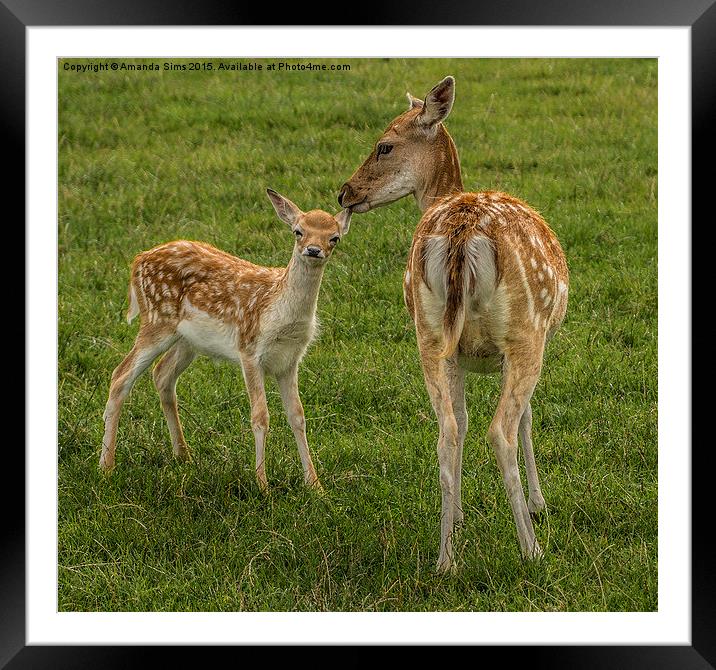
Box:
left=174, top=446, right=192, bottom=463
left=98, top=453, right=115, bottom=473
left=308, top=479, right=325, bottom=495
left=436, top=557, right=456, bottom=575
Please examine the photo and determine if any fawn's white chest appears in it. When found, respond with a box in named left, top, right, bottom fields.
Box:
left=256, top=316, right=318, bottom=376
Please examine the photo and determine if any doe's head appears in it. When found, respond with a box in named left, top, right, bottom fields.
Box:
left=266, top=188, right=351, bottom=264
left=338, top=75, right=456, bottom=213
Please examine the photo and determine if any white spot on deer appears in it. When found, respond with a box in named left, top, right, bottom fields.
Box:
left=543, top=293, right=552, bottom=307
left=540, top=287, right=548, bottom=299
left=530, top=257, right=538, bottom=269
left=546, top=265, right=554, bottom=279
left=538, top=271, right=544, bottom=281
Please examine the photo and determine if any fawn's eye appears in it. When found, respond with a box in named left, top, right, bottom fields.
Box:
left=294, top=229, right=303, bottom=237
left=376, top=143, right=393, bottom=159
left=330, top=236, right=340, bottom=245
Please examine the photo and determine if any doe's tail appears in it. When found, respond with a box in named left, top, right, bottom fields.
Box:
left=420, top=233, right=497, bottom=358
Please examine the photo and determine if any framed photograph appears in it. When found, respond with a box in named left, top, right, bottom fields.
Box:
left=8, top=0, right=707, bottom=665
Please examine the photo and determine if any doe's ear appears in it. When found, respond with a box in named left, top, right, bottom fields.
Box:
left=406, top=92, right=424, bottom=110
left=417, top=76, right=455, bottom=128
left=266, top=188, right=303, bottom=227
left=335, top=208, right=352, bottom=236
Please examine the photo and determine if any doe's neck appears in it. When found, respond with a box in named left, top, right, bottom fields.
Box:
left=414, top=127, right=464, bottom=212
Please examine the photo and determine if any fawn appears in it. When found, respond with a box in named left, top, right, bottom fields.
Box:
left=339, top=76, right=569, bottom=570
left=100, top=189, right=351, bottom=492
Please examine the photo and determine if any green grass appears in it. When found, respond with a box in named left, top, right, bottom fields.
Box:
left=58, top=57, right=657, bottom=612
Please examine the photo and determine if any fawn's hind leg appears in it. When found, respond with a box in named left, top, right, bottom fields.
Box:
left=100, top=326, right=178, bottom=472
left=152, top=339, right=196, bottom=461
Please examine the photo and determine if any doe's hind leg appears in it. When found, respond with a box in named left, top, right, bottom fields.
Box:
left=487, top=348, right=544, bottom=559
left=519, top=401, right=546, bottom=516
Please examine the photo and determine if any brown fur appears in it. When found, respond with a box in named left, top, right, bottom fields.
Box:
left=130, top=240, right=285, bottom=347
left=100, top=194, right=351, bottom=495
left=341, top=76, right=569, bottom=570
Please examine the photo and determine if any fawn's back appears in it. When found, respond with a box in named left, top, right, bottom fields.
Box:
left=129, top=240, right=286, bottom=363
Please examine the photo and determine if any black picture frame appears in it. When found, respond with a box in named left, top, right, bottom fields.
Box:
left=7, top=0, right=708, bottom=666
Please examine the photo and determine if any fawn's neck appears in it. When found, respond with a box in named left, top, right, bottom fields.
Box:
left=277, top=253, right=326, bottom=320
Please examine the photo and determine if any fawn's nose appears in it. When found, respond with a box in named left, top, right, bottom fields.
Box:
left=304, top=245, right=323, bottom=258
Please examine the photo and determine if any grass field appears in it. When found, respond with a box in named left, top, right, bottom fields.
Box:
left=58, top=57, right=657, bottom=612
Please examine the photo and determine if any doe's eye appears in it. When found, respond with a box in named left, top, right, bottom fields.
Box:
left=330, top=236, right=340, bottom=245
left=294, top=229, right=303, bottom=237
left=376, top=143, right=394, bottom=159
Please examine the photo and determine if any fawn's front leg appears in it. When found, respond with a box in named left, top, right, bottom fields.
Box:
left=240, top=355, right=270, bottom=493
left=277, top=365, right=322, bottom=490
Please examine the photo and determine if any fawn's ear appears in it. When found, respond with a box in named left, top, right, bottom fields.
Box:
left=417, top=76, right=455, bottom=128
left=266, top=188, right=303, bottom=227
left=406, top=92, right=424, bottom=110
left=335, top=208, right=352, bottom=236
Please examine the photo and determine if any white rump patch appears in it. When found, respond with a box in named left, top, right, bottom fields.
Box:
left=422, top=236, right=450, bottom=299
left=464, top=236, right=497, bottom=302
left=422, top=234, right=496, bottom=305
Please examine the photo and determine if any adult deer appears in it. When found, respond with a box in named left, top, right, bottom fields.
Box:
left=339, top=76, right=568, bottom=570
left=100, top=189, right=351, bottom=493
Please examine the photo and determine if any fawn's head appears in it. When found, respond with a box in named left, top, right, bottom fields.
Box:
left=338, top=76, right=459, bottom=213
left=267, top=189, right=351, bottom=265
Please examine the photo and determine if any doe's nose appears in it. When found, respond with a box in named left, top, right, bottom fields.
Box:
left=338, top=183, right=350, bottom=207
left=305, top=245, right=322, bottom=257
